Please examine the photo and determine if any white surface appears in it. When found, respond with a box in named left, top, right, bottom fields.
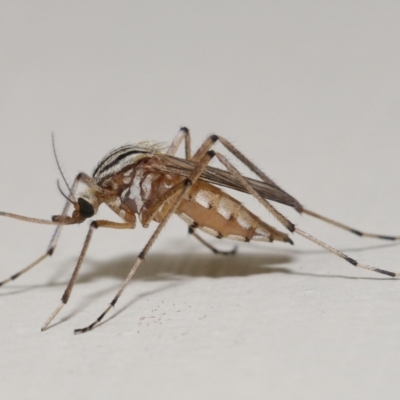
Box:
left=1, top=2, right=400, bottom=399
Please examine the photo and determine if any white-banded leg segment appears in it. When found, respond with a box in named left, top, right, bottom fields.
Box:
left=0, top=253, right=50, bottom=287
left=74, top=150, right=217, bottom=333
left=302, top=208, right=400, bottom=241
left=295, top=228, right=398, bottom=278
left=208, top=151, right=399, bottom=277
left=0, top=173, right=92, bottom=287
left=41, top=220, right=134, bottom=331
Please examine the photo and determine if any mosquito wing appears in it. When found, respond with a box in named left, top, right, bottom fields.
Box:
left=150, top=154, right=303, bottom=211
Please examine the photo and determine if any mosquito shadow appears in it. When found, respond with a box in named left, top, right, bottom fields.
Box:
left=78, top=251, right=294, bottom=283
left=0, top=251, right=294, bottom=299
left=42, top=251, right=294, bottom=329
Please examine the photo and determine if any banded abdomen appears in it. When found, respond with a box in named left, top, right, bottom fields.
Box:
left=175, top=182, right=292, bottom=244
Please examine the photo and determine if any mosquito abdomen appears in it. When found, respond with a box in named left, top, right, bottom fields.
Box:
left=176, top=182, right=291, bottom=244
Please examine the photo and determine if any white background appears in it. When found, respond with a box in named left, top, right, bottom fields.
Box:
left=1, top=2, right=400, bottom=399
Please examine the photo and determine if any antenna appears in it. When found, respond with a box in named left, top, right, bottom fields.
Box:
left=51, top=133, right=74, bottom=201
left=56, top=179, right=74, bottom=205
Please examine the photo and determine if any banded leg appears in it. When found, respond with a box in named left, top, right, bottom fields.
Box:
left=0, top=173, right=93, bottom=286
left=41, top=219, right=135, bottom=331
left=302, top=208, right=400, bottom=241
left=74, top=149, right=217, bottom=333
left=194, top=134, right=400, bottom=243
left=294, top=228, right=397, bottom=277
left=211, top=149, right=399, bottom=278
left=218, top=135, right=400, bottom=241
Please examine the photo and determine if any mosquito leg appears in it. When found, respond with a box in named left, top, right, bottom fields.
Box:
left=166, top=127, right=192, bottom=159
left=213, top=135, right=399, bottom=242
left=295, top=228, right=398, bottom=277
left=188, top=226, right=237, bottom=255
left=74, top=150, right=217, bottom=333
left=41, top=220, right=134, bottom=331
left=0, top=173, right=93, bottom=287
left=213, top=151, right=399, bottom=278
left=302, top=208, right=400, bottom=241
left=0, top=253, right=50, bottom=288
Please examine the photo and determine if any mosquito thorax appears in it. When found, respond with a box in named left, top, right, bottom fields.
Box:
left=92, top=142, right=167, bottom=184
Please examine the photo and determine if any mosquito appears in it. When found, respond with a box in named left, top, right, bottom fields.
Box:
left=0, top=128, right=399, bottom=333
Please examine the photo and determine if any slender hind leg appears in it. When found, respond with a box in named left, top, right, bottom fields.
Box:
left=188, top=134, right=400, bottom=278
left=301, top=208, right=400, bottom=241
left=193, top=134, right=400, bottom=242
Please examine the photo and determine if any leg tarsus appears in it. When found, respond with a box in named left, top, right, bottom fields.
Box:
left=302, top=208, right=400, bottom=241
left=0, top=252, right=50, bottom=287
left=189, top=227, right=237, bottom=255
left=295, top=227, right=398, bottom=278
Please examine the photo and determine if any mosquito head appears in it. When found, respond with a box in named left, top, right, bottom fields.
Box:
left=77, top=198, right=95, bottom=218
left=71, top=189, right=100, bottom=222
left=52, top=188, right=101, bottom=225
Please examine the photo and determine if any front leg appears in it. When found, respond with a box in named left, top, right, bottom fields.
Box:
left=41, top=219, right=135, bottom=331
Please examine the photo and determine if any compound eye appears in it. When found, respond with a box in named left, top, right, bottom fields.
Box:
left=78, top=198, right=95, bottom=218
